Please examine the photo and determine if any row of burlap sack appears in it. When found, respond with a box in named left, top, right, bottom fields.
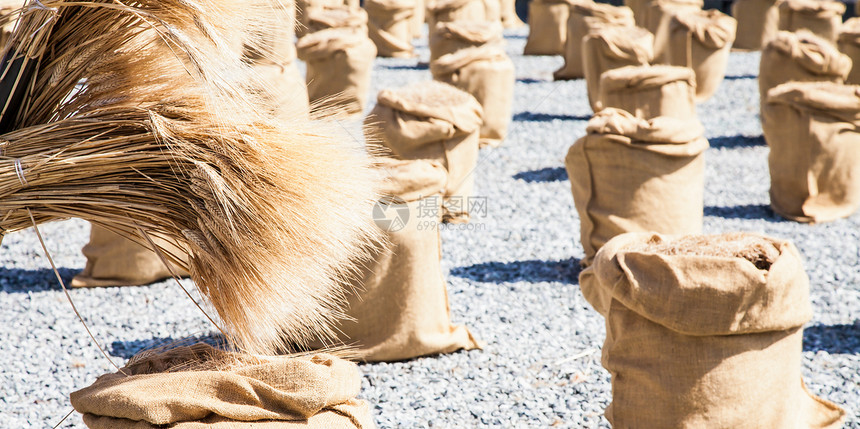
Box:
left=579, top=231, right=846, bottom=428
left=70, top=343, right=377, bottom=428
left=732, top=0, right=843, bottom=51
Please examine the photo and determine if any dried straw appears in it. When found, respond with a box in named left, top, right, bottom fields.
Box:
left=630, top=233, right=782, bottom=270
left=0, top=0, right=380, bottom=354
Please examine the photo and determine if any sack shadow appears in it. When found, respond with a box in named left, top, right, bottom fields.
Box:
left=516, top=77, right=545, bottom=84
left=450, top=258, right=582, bottom=285
left=803, top=323, right=860, bottom=354
left=723, top=74, right=757, bottom=80
left=709, top=135, right=766, bottom=149
left=0, top=267, right=78, bottom=293
left=379, top=62, right=428, bottom=71
left=513, top=166, right=568, bottom=183
left=110, top=333, right=228, bottom=359
left=704, top=204, right=786, bottom=221
left=513, top=112, right=591, bottom=122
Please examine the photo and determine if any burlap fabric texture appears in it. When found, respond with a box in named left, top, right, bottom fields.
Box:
left=71, top=225, right=188, bottom=288
left=410, top=0, right=424, bottom=38
left=297, top=27, right=376, bottom=117
left=623, top=0, right=649, bottom=27
left=305, top=7, right=369, bottom=33
left=838, top=18, right=860, bottom=85
left=643, top=0, right=702, bottom=36
left=522, top=0, right=579, bottom=55
left=653, top=9, right=736, bottom=102
left=297, top=0, right=348, bottom=37
left=759, top=31, right=852, bottom=112
left=565, top=108, right=707, bottom=265
left=366, top=0, right=416, bottom=58
left=598, top=65, right=697, bottom=121
left=429, top=20, right=503, bottom=62
left=366, top=81, right=483, bottom=223
left=70, top=343, right=376, bottom=428
left=426, top=0, right=500, bottom=43
left=319, top=158, right=481, bottom=362
left=763, top=82, right=860, bottom=223
left=777, top=0, right=845, bottom=43
left=500, top=0, right=524, bottom=28
left=582, top=26, right=653, bottom=111
left=579, top=232, right=847, bottom=429
left=731, top=0, right=780, bottom=50
left=430, top=45, right=514, bottom=147
left=554, top=3, right=635, bottom=80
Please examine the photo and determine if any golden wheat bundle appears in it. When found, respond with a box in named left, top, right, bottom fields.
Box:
left=0, top=0, right=380, bottom=354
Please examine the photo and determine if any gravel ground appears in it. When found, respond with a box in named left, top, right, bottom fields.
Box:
left=1, top=24, right=859, bottom=428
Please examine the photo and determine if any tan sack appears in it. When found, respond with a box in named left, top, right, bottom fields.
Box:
left=71, top=225, right=189, bottom=288
left=579, top=232, right=847, bottom=429
left=643, top=0, right=702, bottom=36
left=429, top=20, right=504, bottom=62
left=366, top=80, right=483, bottom=222
left=763, top=82, right=860, bottom=223
left=731, top=0, right=780, bottom=50
left=297, top=28, right=377, bottom=117
left=431, top=45, right=514, bottom=147
left=366, top=0, right=416, bottom=58
left=653, top=9, right=737, bottom=102
left=598, top=65, right=697, bottom=121
left=838, top=18, right=860, bottom=85
left=583, top=26, right=653, bottom=111
left=70, top=343, right=377, bottom=428
left=565, top=108, right=707, bottom=265
left=320, top=158, right=481, bottom=361
left=777, top=0, right=845, bottom=43
left=411, top=0, right=425, bottom=38
left=297, top=0, right=347, bottom=37
left=426, top=0, right=499, bottom=41
left=305, top=7, right=369, bottom=33
left=500, top=0, right=524, bottom=28
left=759, top=31, right=851, bottom=110
left=624, top=0, right=650, bottom=27
left=554, top=3, right=635, bottom=80
left=522, top=0, right=580, bottom=55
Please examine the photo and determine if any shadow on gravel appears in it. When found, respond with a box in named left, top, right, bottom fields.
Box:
left=110, top=333, right=228, bottom=359
left=0, top=267, right=77, bottom=293
left=803, top=323, right=860, bottom=354
left=450, top=258, right=582, bottom=284
left=517, top=77, right=545, bottom=84
left=513, top=166, right=568, bottom=183
left=380, top=63, right=428, bottom=71
left=704, top=204, right=785, bottom=221
left=513, top=112, right=591, bottom=122
left=709, top=135, right=766, bottom=149
left=723, top=74, right=756, bottom=80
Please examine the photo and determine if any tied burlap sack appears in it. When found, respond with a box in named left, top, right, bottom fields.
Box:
left=763, top=82, right=860, bottom=223
left=578, top=232, right=847, bottom=429
left=297, top=0, right=348, bottom=37
left=777, top=0, right=845, bottom=43
left=500, top=0, right=524, bottom=28
left=70, top=343, right=376, bottom=428
left=565, top=108, right=707, bottom=265
left=430, top=45, right=514, bottom=147
left=297, top=28, right=377, bottom=117
left=366, top=0, right=416, bottom=58
left=410, top=0, right=424, bottom=38
left=321, top=158, right=481, bottom=361
left=71, top=225, right=189, bottom=288
left=366, top=81, right=483, bottom=222
left=643, top=0, right=702, bottom=36
left=554, top=3, right=635, bottom=80
left=426, top=0, right=500, bottom=41
left=759, top=31, right=851, bottom=110
left=582, top=26, right=653, bottom=111
left=653, top=9, right=737, bottom=102
left=429, top=20, right=503, bottom=62
left=838, top=18, right=860, bottom=85
left=598, top=65, right=697, bottom=121
left=731, top=0, right=780, bottom=50
left=523, top=0, right=581, bottom=55
left=305, top=7, right=369, bottom=33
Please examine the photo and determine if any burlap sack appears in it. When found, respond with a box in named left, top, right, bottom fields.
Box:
left=426, top=0, right=499, bottom=42
left=71, top=225, right=189, bottom=288
left=759, top=31, right=851, bottom=110
left=305, top=7, right=369, bottom=33
left=366, top=0, right=416, bottom=58
left=565, top=108, right=707, bottom=265
left=500, top=0, right=524, bottom=28
left=777, top=0, right=845, bottom=43
left=763, top=82, right=860, bottom=223
left=578, top=232, right=847, bottom=429
left=410, top=0, right=425, bottom=38
left=297, top=28, right=376, bottom=117
left=731, top=0, right=780, bottom=50
left=366, top=81, right=483, bottom=222
left=430, top=45, right=513, bottom=147
left=297, top=0, right=347, bottom=37
left=643, top=0, right=702, bottom=36
left=522, top=0, right=580, bottom=55
left=838, top=18, right=860, bottom=85
left=582, top=26, right=653, bottom=111
left=320, top=158, right=481, bottom=362
left=598, top=65, right=697, bottom=121
left=70, top=344, right=376, bottom=428
left=624, top=0, right=650, bottom=27
left=554, top=3, right=635, bottom=80
left=653, top=9, right=737, bottom=102
left=428, top=20, right=503, bottom=62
